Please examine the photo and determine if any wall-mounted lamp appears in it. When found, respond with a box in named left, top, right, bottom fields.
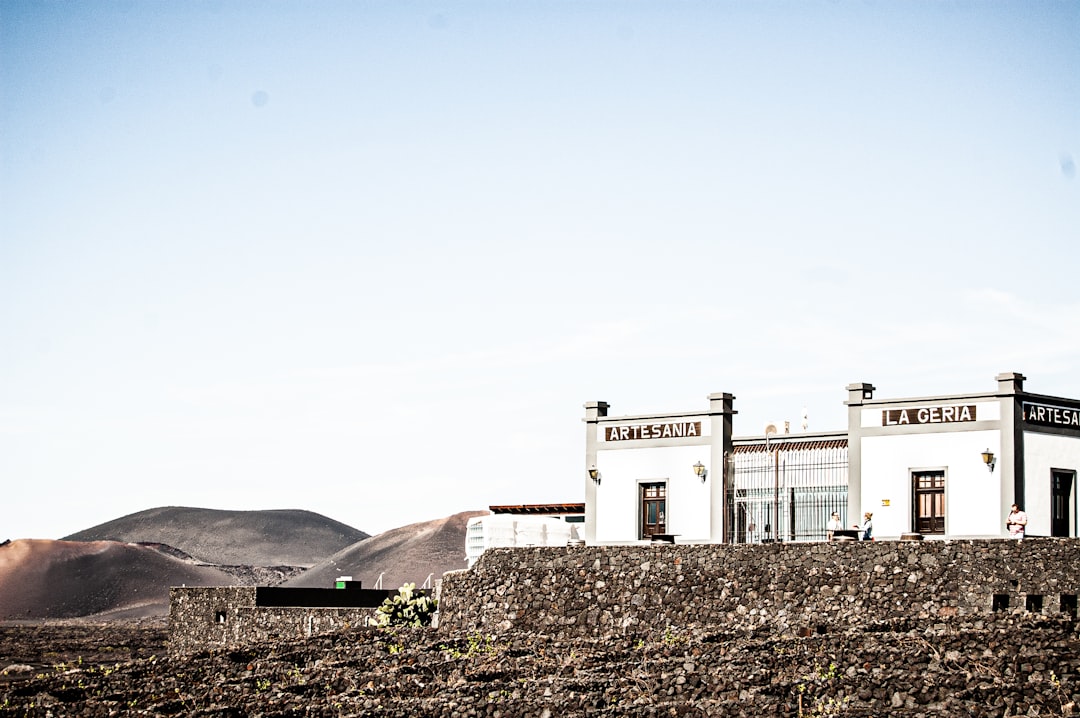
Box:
left=588, top=465, right=601, bottom=484
left=693, top=461, right=707, bottom=482
left=981, top=449, right=996, bottom=474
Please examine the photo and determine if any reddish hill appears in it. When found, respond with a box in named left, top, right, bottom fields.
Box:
left=284, top=511, right=487, bottom=591
left=2, top=511, right=481, bottom=620
left=0, top=539, right=237, bottom=620
left=63, top=507, right=369, bottom=567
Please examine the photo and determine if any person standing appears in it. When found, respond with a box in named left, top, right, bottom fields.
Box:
left=827, top=511, right=843, bottom=541
left=856, top=512, right=873, bottom=541
left=1006, top=504, right=1028, bottom=539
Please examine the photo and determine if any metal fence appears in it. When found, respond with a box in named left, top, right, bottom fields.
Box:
left=724, top=439, right=848, bottom=543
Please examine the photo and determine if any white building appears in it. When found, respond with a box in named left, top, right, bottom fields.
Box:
left=848, top=372, right=1079, bottom=540
left=584, top=394, right=734, bottom=545
left=465, top=503, right=585, bottom=567
left=584, top=372, right=1078, bottom=544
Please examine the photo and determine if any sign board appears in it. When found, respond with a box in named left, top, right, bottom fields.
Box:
left=1023, top=402, right=1080, bottom=429
left=605, top=422, right=702, bottom=442
left=882, top=405, right=977, bottom=426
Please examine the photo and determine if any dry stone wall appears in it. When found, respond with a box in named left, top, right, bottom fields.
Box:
left=437, top=538, right=1080, bottom=638
left=169, top=587, right=376, bottom=655
left=10, top=615, right=1080, bottom=716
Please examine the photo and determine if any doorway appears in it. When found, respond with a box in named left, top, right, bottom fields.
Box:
left=640, top=482, right=666, bottom=539
left=1052, top=470, right=1075, bottom=537
left=913, top=470, right=946, bottom=535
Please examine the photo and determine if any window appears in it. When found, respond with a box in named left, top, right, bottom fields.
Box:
left=913, top=470, right=945, bottom=534
left=640, top=482, right=666, bottom=539
left=1061, top=594, right=1077, bottom=618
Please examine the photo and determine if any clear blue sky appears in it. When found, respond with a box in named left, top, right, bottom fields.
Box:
left=2, top=1, right=1078, bottom=540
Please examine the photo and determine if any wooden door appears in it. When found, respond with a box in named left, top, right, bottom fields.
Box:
left=640, top=483, right=666, bottom=539
left=913, top=471, right=945, bottom=535
left=1052, top=471, right=1074, bottom=537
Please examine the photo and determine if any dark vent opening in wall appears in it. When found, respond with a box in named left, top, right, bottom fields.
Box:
left=815, top=625, right=829, bottom=635
left=1061, top=594, right=1078, bottom=618
left=1026, top=594, right=1044, bottom=613
left=992, top=594, right=1010, bottom=612
left=1009, top=580, right=1019, bottom=588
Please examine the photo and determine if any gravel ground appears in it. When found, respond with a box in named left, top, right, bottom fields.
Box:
left=0, top=618, right=167, bottom=684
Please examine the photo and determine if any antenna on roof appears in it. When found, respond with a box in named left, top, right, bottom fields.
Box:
left=801, top=407, right=809, bottom=431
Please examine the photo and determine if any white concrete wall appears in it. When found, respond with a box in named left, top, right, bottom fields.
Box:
left=466, top=515, right=583, bottom=567
left=1023, top=431, right=1080, bottom=537
left=860, top=429, right=1001, bottom=538
left=594, top=445, right=712, bottom=543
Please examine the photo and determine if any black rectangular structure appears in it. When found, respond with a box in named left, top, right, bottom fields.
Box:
left=254, top=587, right=410, bottom=608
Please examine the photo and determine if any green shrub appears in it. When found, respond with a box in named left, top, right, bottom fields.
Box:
left=369, top=583, right=437, bottom=627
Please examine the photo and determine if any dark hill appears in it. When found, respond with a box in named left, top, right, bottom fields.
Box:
left=64, top=507, right=369, bottom=567
left=285, top=511, right=486, bottom=590
left=0, top=539, right=237, bottom=620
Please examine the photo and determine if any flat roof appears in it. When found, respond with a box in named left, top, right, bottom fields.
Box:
left=488, top=503, right=585, bottom=515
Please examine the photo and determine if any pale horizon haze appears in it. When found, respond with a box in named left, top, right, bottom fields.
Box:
left=2, top=1, right=1078, bottom=541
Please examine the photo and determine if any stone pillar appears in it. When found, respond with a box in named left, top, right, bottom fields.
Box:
left=996, top=372, right=1026, bottom=519
left=845, top=382, right=875, bottom=529
left=583, top=401, right=609, bottom=544
left=708, top=393, right=737, bottom=543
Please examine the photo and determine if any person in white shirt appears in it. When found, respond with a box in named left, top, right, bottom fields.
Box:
left=1006, top=504, right=1028, bottom=539
left=827, top=512, right=843, bottom=541
left=855, top=512, right=873, bottom=541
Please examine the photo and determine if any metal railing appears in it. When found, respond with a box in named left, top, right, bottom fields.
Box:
left=725, top=439, right=848, bottom=543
